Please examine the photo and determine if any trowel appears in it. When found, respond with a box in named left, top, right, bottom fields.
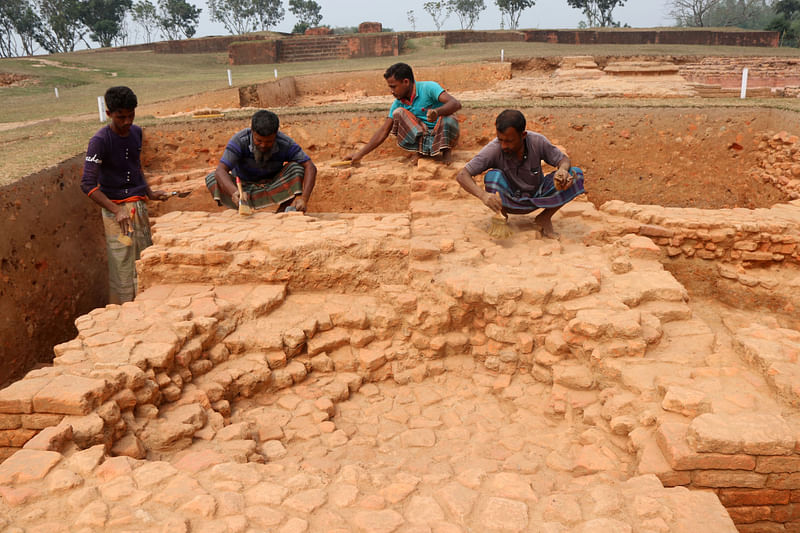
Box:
left=168, top=190, right=192, bottom=198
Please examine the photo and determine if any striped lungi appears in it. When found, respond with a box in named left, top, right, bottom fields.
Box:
left=391, top=108, right=459, bottom=156
left=101, top=199, right=152, bottom=304
left=206, top=162, right=304, bottom=210
left=484, top=167, right=585, bottom=214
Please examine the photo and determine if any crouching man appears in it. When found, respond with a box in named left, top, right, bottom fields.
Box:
left=455, top=109, right=585, bottom=238
left=206, top=109, right=316, bottom=212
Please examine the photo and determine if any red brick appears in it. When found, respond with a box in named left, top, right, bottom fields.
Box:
left=792, top=490, right=800, bottom=503
left=0, top=428, right=36, bottom=447
left=772, top=503, right=800, bottom=522
left=769, top=474, right=800, bottom=490
left=657, top=422, right=756, bottom=470
left=737, top=522, right=790, bottom=533
left=693, top=470, right=767, bottom=488
left=757, top=456, right=800, bottom=473
left=727, top=505, right=771, bottom=524
left=718, top=488, right=790, bottom=506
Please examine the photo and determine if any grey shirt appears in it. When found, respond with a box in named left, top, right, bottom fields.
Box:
left=464, top=131, right=566, bottom=194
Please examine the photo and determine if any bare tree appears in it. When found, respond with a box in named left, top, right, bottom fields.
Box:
left=423, top=1, right=451, bottom=30
left=669, top=0, right=722, bottom=26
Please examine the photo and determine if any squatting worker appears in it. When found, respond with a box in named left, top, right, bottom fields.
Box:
left=81, top=86, right=168, bottom=304
left=206, top=109, right=316, bottom=212
left=455, top=109, right=585, bottom=238
left=346, top=62, right=462, bottom=165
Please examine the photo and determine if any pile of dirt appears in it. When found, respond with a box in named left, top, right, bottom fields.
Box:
left=0, top=72, right=33, bottom=88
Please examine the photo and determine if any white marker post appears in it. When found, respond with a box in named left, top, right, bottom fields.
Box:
left=501, top=49, right=504, bottom=62
left=54, top=87, right=59, bottom=98
left=97, top=96, right=105, bottom=122
left=227, top=69, right=232, bottom=87
left=274, top=68, right=278, bottom=79
left=740, top=68, right=749, bottom=99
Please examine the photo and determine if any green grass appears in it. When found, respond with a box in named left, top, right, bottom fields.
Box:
left=2, top=37, right=800, bottom=185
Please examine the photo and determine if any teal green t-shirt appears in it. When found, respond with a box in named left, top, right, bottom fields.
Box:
left=388, top=81, right=445, bottom=129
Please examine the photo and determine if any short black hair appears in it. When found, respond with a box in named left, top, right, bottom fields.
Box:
left=495, top=109, right=526, bottom=134
left=105, top=86, right=137, bottom=113
left=384, top=63, right=414, bottom=84
left=251, top=110, right=280, bottom=136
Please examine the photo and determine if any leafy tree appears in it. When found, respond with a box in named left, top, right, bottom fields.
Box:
left=0, top=0, right=42, bottom=56
left=669, top=0, right=721, bottom=26
left=424, top=1, right=451, bottom=30
left=246, top=0, right=285, bottom=31
left=81, top=0, right=132, bottom=47
left=449, top=0, right=485, bottom=29
left=131, top=0, right=158, bottom=42
left=567, top=0, right=626, bottom=27
left=705, top=0, right=774, bottom=29
left=208, top=0, right=258, bottom=34
left=767, top=0, right=800, bottom=45
left=495, top=0, right=534, bottom=30
left=157, top=0, right=201, bottom=40
left=289, top=0, right=321, bottom=33
left=34, top=0, right=88, bottom=53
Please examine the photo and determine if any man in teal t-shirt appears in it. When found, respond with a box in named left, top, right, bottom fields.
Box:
left=347, top=62, right=461, bottom=165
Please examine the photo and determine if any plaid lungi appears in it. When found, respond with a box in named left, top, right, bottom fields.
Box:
left=484, top=167, right=585, bottom=214
left=206, top=162, right=305, bottom=210
left=391, top=108, right=459, bottom=156
left=101, top=199, right=152, bottom=304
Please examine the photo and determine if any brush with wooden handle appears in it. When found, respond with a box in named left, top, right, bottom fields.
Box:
left=116, top=206, right=135, bottom=246
left=236, top=177, right=252, bottom=216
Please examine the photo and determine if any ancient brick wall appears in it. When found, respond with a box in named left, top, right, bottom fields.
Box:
left=228, top=40, right=280, bottom=66
left=358, top=22, right=382, bottom=33
left=524, top=29, right=779, bottom=47
left=0, top=156, right=107, bottom=387
left=154, top=34, right=275, bottom=54
left=681, top=57, right=800, bottom=89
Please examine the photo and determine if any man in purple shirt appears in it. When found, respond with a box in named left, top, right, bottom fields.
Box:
left=81, top=86, right=168, bottom=303
left=455, top=109, right=585, bottom=238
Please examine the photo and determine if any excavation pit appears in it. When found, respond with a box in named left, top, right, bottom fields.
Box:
left=1, top=102, right=800, bottom=532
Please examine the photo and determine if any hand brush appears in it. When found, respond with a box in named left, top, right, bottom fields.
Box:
left=487, top=213, right=513, bottom=239
left=236, top=177, right=252, bottom=216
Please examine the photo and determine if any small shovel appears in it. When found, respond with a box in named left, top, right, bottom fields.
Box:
left=236, top=177, right=252, bottom=216
left=168, top=190, right=192, bottom=198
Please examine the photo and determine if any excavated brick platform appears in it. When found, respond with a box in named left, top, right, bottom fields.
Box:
left=2, top=106, right=800, bottom=532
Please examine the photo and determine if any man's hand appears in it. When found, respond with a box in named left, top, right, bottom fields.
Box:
left=344, top=152, right=362, bottom=167
left=293, top=197, right=307, bottom=213
left=232, top=190, right=242, bottom=206
left=426, top=108, right=439, bottom=123
left=554, top=168, right=572, bottom=191
left=152, top=189, right=169, bottom=201
left=115, top=207, right=132, bottom=234
left=482, top=192, right=503, bottom=214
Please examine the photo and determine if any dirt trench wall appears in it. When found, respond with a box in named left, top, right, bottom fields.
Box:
left=0, top=156, right=107, bottom=386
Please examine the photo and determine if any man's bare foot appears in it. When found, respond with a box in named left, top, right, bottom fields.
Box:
left=441, top=149, right=453, bottom=165
left=534, top=213, right=559, bottom=239
left=408, top=152, right=420, bottom=166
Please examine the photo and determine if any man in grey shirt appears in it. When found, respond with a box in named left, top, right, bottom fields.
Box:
left=455, top=109, right=585, bottom=238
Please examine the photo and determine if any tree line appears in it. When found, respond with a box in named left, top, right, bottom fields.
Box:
left=2, top=0, right=799, bottom=57
left=0, top=0, right=322, bottom=56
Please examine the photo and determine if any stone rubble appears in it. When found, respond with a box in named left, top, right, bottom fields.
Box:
left=2, top=149, right=800, bottom=531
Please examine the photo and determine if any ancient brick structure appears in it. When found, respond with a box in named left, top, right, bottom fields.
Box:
left=358, top=22, right=382, bottom=33
left=524, top=29, right=779, bottom=47
left=304, top=27, right=333, bottom=36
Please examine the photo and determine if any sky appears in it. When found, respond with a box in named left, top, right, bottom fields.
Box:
left=182, top=0, right=676, bottom=41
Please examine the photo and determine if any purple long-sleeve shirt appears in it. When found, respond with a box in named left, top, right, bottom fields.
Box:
left=81, top=125, right=148, bottom=202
